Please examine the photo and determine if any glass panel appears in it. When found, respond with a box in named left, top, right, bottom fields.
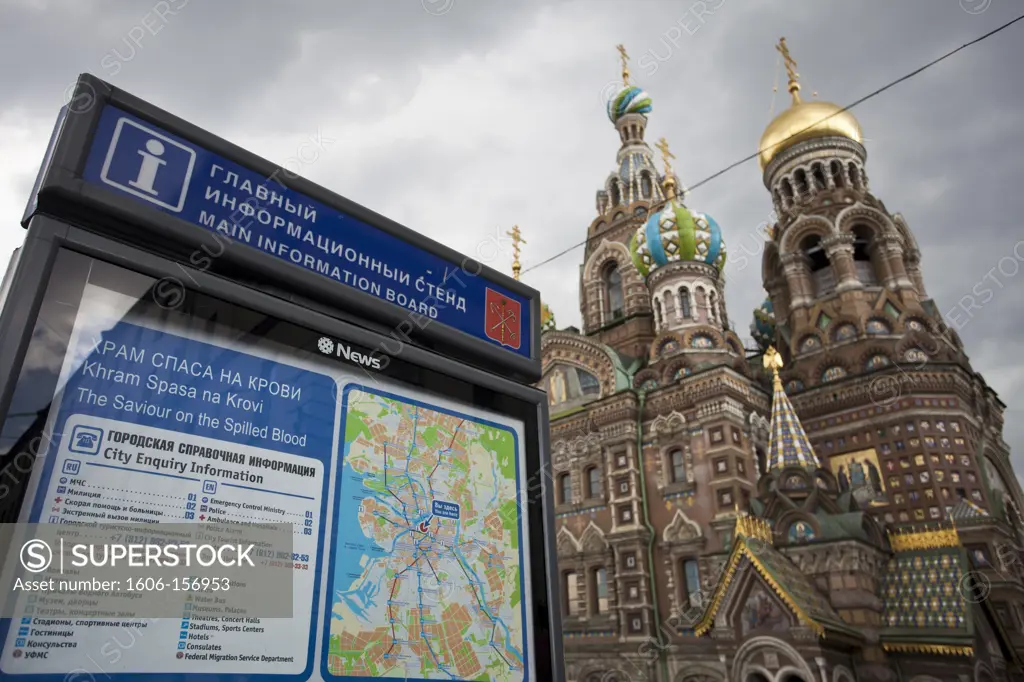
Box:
left=595, top=568, right=608, bottom=614
left=0, top=248, right=538, bottom=674
left=683, top=559, right=701, bottom=608
left=566, top=572, right=580, bottom=616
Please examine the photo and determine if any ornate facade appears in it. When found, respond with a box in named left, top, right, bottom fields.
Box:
left=539, top=41, right=1024, bottom=682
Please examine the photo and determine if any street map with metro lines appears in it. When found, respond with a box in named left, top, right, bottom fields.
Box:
left=326, top=385, right=528, bottom=682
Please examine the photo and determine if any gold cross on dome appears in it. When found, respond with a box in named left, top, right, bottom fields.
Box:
left=616, top=44, right=631, bottom=85
left=776, top=37, right=802, bottom=103
left=655, top=137, right=676, bottom=174
left=507, top=225, right=526, bottom=280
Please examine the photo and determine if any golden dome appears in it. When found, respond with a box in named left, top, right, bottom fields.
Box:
left=758, top=37, right=863, bottom=171
left=758, top=100, right=863, bottom=170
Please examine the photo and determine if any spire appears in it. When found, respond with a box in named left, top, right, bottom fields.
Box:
left=654, top=137, right=678, bottom=200
left=775, top=37, right=802, bottom=105
left=616, top=43, right=631, bottom=86
left=507, top=225, right=525, bottom=281
left=763, top=346, right=820, bottom=471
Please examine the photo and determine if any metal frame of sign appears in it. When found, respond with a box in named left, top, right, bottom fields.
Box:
left=0, top=214, right=564, bottom=682
left=20, top=74, right=541, bottom=386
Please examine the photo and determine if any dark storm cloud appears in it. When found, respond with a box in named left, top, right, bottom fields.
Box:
left=1, top=0, right=1023, bottom=479
left=0, top=0, right=570, bottom=131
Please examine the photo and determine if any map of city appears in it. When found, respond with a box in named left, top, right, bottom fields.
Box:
left=326, top=385, right=527, bottom=681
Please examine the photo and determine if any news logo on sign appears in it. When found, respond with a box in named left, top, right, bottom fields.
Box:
left=99, top=117, right=196, bottom=212
left=484, top=287, right=521, bottom=350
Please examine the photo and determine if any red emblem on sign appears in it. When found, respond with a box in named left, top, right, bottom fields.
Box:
left=484, top=288, right=521, bottom=350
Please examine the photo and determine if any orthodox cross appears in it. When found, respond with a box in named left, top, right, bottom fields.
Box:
left=616, top=44, right=631, bottom=85
left=655, top=137, right=681, bottom=200
left=655, top=137, right=675, bottom=175
left=776, top=37, right=802, bottom=103
left=507, top=225, right=526, bottom=280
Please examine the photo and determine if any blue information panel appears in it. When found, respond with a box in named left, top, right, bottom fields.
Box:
left=0, top=314, right=336, bottom=681
left=80, top=106, right=532, bottom=358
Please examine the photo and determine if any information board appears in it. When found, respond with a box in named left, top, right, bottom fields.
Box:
left=1, top=283, right=335, bottom=680
left=323, top=385, right=529, bottom=681
left=79, top=105, right=532, bottom=360
left=0, top=250, right=536, bottom=682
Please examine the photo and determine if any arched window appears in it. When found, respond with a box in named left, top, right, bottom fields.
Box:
left=812, top=162, right=826, bottom=190
left=586, top=466, right=602, bottom=499
left=640, top=173, right=653, bottom=199
left=654, top=299, right=663, bottom=328
left=563, top=571, right=580, bottom=616
left=679, top=288, right=691, bottom=319
left=609, top=182, right=621, bottom=206
left=663, top=291, right=676, bottom=320
left=681, top=559, right=701, bottom=609
left=604, top=264, right=624, bottom=320
left=830, top=159, right=844, bottom=187
left=591, top=567, right=609, bottom=615
left=794, top=169, right=809, bottom=197
left=577, top=370, right=600, bottom=396
left=669, top=449, right=685, bottom=483
left=781, top=178, right=794, bottom=201
left=755, top=446, right=767, bottom=475
left=849, top=162, right=861, bottom=189
left=557, top=472, right=571, bottom=505
left=801, top=234, right=834, bottom=297
left=852, top=224, right=880, bottom=285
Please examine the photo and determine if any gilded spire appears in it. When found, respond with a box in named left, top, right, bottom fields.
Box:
left=763, top=345, right=784, bottom=391
left=507, top=225, right=526, bottom=281
left=763, top=346, right=819, bottom=471
left=654, top=137, right=677, bottom=199
left=616, top=44, right=631, bottom=86
left=776, top=37, right=802, bottom=105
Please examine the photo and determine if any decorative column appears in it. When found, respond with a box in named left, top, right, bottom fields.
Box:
left=881, top=237, right=914, bottom=290
left=823, top=233, right=860, bottom=293
left=781, top=252, right=813, bottom=308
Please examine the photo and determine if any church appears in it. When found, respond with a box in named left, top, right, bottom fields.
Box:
left=534, top=39, right=1024, bottom=682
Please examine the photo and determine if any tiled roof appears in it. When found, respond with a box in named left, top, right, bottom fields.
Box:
left=879, top=544, right=975, bottom=656
left=948, top=498, right=990, bottom=524
left=694, top=516, right=858, bottom=639
left=765, top=358, right=819, bottom=471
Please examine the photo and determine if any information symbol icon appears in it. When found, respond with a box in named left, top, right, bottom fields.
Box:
left=317, top=337, right=335, bottom=355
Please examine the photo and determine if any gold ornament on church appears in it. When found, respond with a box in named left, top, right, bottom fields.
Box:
left=507, top=225, right=525, bottom=281
left=758, top=37, right=863, bottom=171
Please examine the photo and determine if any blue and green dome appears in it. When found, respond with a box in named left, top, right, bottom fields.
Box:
left=630, top=200, right=727, bottom=278
left=607, top=86, right=652, bottom=123
left=751, top=298, right=776, bottom=351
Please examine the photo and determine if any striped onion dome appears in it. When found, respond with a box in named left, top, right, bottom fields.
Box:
left=630, top=199, right=727, bottom=278
left=607, top=85, right=652, bottom=123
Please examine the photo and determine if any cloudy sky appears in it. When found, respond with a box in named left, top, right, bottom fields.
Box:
left=2, top=0, right=1023, bottom=476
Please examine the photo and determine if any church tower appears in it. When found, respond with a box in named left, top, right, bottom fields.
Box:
left=578, top=45, right=670, bottom=359
left=755, top=37, right=1024, bottom=535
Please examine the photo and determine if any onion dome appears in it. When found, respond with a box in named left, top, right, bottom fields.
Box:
left=607, top=85, right=652, bottom=123
left=750, top=298, right=776, bottom=351
left=759, top=100, right=862, bottom=170
left=630, top=201, right=727, bottom=278
left=541, top=303, right=556, bottom=332
left=759, top=38, right=863, bottom=170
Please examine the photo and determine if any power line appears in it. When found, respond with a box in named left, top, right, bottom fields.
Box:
left=521, top=13, right=1024, bottom=276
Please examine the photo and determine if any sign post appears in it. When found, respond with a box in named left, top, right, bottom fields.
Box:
left=0, top=74, right=561, bottom=682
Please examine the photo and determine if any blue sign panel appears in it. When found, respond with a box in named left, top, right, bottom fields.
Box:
left=81, top=106, right=531, bottom=358
left=1, top=319, right=335, bottom=681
